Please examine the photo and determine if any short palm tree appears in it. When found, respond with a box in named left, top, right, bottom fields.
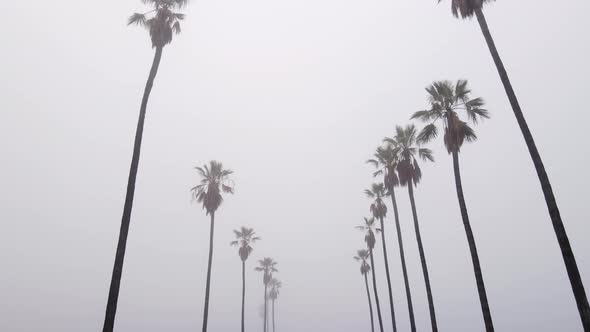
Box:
left=354, top=249, right=375, bottom=332
left=368, top=147, right=416, bottom=332
left=231, top=227, right=260, bottom=332
left=386, top=124, right=438, bottom=332
left=412, top=80, right=493, bottom=331
left=192, top=161, right=235, bottom=332
left=103, top=1, right=186, bottom=331
left=268, top=278, right=282, bottom=332
left=365, top=183, right=398, bottom=332
left=255, top=258, right=278, bottom=332
left=356, top=217, right=384, bottom=332
left=439, top=1, right=590, bottom=329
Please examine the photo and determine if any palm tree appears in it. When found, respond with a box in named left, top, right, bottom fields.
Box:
left=356, top=217, right=385, bottom=332
left=192, top=161, right=235, bottom=332
left=255, top=257, right=278, bottom=332
left=269, top=278, right=282, bottom=332
left=102, top=1, right=186, bottom=331
left=439, top=1, right=590, bottom=329
left=231, top=227, right=261, bottom=332
left=354, top=249, right=375, bottom=332
left=368, top=147, right=417, bottom=332
left=365, top=183, right=397, bottom=332
left=385, top=124, right=438, bottom=332
left=412, top=80, right=493, bottom=331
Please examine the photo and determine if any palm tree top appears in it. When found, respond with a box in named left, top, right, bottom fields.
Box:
left=356, top=217, right=380, bottom=250
left=384, top=124, right=434, bottom=186
left=367, top=146, right=400, bottom=189
left=354, top=249, right=371, bottom=275
left=255, top=257, right=278, bottom=273
left=365, top=183, right=388, bottom=219
left=412, top=80, right=489, bottom=153
left=269, top=278, right=282, bottom=300
left=230, top=227, right=260, bottom=261
left=438, top=0, right=494, bottom=19
left=191, top=160, right=234, bottom=215
left=128, top=0, right=188, bottom=48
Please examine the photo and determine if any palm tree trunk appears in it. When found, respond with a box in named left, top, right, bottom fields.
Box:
left=272, top=299, right=276, bottom=332
left=242, top=260, right=246, bottom=332
left=369, top=249, right=385, bottom=332
left=202, top=212, right=216, bottom=332
left=452, top=151, right=494, bottom=331
left=407, top=183, right=438, bottom=332
left=475, top=9, right=590, bottom=330
left=378, top=216, right=398, bottom=332
left=102, top=46, right=164, bottom=332
left=263, top=284, right=268, bottom=332
left=364, top=273, right=376, bottom=332
left=389, top=186, right=416, bottom=332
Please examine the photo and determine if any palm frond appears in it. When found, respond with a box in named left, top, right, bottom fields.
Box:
left=417, top=123, right=438, bottom=144
left=128, top=13, right=147, bottom=26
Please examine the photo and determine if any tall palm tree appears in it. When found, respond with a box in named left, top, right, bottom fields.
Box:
left=386, top=124, right=438, bottom=332
left=365, top=183, right=397, bottom=332
left=356, top=217, right=385, bottom=332
left=269, top=278, right=282, bottom=332
left=231, top=227, right=261, bottom=332
left=354, top=249, right=375, bottom=332
left=192, top=161, right=235, bottom=332
left=439, top=1, right=590, bottom=329
left=412, top=80, right=493, bottom=331
left=255, top=257, right=278, bottom=332
left=102, top=1, right=186, bottom=331
left=368, top=147, right=416, bottom=332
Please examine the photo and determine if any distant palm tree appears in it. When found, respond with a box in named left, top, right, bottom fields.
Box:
left=368, top=147, right=416, bottom=332
left=354, top=249, right=375, bottom=332
left=365, top=183, right=397, bottom=332
left=102, top=1, right=186, bottom=331
left=192, top=161, right=235, bottom=332
left=385, top=124, right=438, bottom=332
left=439, top=1, right=590, bottom=329
left=231, top=227, right=261, bottom=332
left=356, top=217, right=385, bottom=332
left=255, top=257, right=278, bottom=332
left=412, top=80, right=493, bottom=331
left=269, top=278, right=282, bottom=332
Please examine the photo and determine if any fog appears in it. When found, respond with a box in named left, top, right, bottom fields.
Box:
left=1, top=0, right=589, bottom=331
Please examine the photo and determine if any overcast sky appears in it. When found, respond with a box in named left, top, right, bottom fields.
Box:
left=1, top=0, right=589, bottom=331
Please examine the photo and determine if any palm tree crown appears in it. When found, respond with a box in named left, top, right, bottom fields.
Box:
left=269, top=279, right=282, bottom=301
left=385, top=125, right=434, bottom=187
left=365, top=183, right=388, bottom=220
left=231, top=227, right=260, bottom=262
left=128, top=0, right=187, bottom=48
left=412, top=80, right=489, bottom=153
left=191, top=161, right=234, bottom=215
left=356, top=217, right=379, bottom=250
left=367, top=146, right=400, bottom=190
left=255, top=257, right=279, bottom=285
left=354, top=249, right=371, bottom=275
left=438, top=0, right=494, bottom=18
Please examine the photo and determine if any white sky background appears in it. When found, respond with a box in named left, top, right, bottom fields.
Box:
left=1, top=0, right=589, bottom=331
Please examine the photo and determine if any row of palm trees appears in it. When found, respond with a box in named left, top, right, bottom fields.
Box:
left=354, top=77, right=587, bottom=332
left=101, top=0, right=588, bottom=331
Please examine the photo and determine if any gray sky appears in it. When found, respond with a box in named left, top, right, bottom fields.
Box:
left=1, top=0, right=589, bottom=331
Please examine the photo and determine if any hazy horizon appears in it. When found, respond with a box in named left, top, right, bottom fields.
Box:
left=1, top=0, right=589, bottom=331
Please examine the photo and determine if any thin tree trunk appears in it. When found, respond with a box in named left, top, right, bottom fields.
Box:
left=102, top=46, right=164, bottom=332
left=452, top=151, right=494, bottom=332
left=389, top=186, right=416, bottom=332
left=475, top=9, right=590, bottom=330
left=202, top=212, right=216, bottom=332
left=263, top=284, right=268, bottom=332
left=407, top=183, right=438, bottom=332
left=242, top=260, right=246, bottom=332
left=272, top=299, right=276, bottom=332
left=365, top=273, right=376, bottom=332
left=369, top=249, right=385, bottom=332
left=378, top=216, right=398, bottom=332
